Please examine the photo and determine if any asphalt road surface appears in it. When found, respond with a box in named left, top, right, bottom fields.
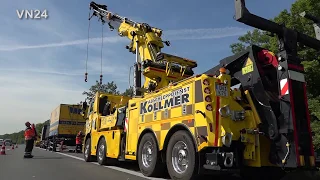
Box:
left=0, top=145, right=319, bottom=180
left=0, top=145, right=165, bottom=180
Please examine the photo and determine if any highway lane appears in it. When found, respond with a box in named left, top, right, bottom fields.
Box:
left=1, top=145, right=318, bottom=180
left=0, top=145, right=236, bottom=180
left=0, top=145, right=161, bottom=180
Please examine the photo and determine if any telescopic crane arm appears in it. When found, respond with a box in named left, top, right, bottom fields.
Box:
left=89, top=1, right=197, bottom=96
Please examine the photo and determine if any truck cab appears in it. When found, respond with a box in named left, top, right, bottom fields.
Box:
left=82, top=92, right=132, bottom=161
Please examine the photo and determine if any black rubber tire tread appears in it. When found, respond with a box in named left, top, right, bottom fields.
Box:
left=137, top=133, right=165, bottom=177
left=166, top=130, right=199, bottom=180
left=97, top=138, right=108, bottom=165
left=84, top=138, right=93, bottom=162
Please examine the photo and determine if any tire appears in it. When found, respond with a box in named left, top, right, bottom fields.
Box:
left=138, top=133, right=165, bottom=177
left=84, top=138, right=93, bottom=162
left=97, top=138, right=108, bottom=165
left=166, top=130, right=198, bottom=180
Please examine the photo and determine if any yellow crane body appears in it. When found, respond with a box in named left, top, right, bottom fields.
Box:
left=80, top=1, right=320, bottom=179
left=83, top=71, right=274, bottom=179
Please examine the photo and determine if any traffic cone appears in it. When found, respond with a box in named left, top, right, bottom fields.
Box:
left=12, top=144, right=14, bottom=150
left=0, top=145, right=6, bottom=155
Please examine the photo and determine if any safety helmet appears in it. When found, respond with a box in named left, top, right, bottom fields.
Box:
left=25, top=122, right=31, bottom=126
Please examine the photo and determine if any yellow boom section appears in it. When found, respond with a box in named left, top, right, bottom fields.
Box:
left=89, top=1, right=197, bottom=93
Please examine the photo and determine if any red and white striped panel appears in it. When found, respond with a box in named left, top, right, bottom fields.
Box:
left=124, top=118, right=128, bottom=132
left=280, top=78, right=289, bottom=96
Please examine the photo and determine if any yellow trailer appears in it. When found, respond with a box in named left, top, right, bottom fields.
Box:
left=48, top=104, right=86, bottom=151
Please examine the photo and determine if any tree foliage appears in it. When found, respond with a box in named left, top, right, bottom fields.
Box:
left=82, top=80, right=135, bottom=101
left=121, top=86, right=134, bottom=97
left=82, top=80, right=120, bottom=101
left=230, top=0, right=320, bottom=149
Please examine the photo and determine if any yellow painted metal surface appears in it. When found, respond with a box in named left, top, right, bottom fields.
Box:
left=49, top=104, right=85, bottom=136
left=86, top=73, right=271, bottom=167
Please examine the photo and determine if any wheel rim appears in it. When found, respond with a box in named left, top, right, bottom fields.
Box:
left=141, top=141, right=153, bottom=168
left=85, top=143, right=89, bottom=158
left=171, top=141, right=188, bottom=174
left=98, top=144, right=105, bottom=161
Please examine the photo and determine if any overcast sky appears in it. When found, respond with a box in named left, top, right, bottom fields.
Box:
left=0, top=0, right=294, bottom=134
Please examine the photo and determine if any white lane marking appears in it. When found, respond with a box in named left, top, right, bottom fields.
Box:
left=56, top=152, right=83, bottom=161
left=36, top=147, right=167, bottom=180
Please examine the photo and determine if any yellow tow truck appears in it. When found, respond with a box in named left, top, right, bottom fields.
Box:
left=81, top=1, right=320, bottom=179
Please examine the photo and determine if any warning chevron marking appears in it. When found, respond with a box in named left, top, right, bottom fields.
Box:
left=245, top=58, right=253, bottom=66
left=280, top=78, right=289, bottom=96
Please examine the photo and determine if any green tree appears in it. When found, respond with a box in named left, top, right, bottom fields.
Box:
left=34, top=120, right=50, bottom=137
left=122, top=87, right=134, bottom=97
left=82, top=80, right=120, bottom=100
left=230, top=0, right=320, bottom=149
left=230, top=29, right=273, bottom=54
left=0, top=131, right=24, bottom=144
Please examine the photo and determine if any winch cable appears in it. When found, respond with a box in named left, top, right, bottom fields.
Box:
left=99, top=23, right=104, bottom=87
left=85, top=10, right=93, bottom=82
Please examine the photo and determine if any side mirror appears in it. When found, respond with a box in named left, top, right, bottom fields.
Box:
left=81, top=102, right=88, bottom=117
left=82, top=102, right=88, bottom=111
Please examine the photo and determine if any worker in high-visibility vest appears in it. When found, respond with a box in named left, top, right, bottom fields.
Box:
left=75, top=131, right=84, bottom=153
left=24, top=122, right=36, bottom=158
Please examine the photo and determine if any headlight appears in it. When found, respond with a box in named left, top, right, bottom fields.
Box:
left=219, top=105, right=231, bottom=117
left=222, top=132, right=232, bottom=147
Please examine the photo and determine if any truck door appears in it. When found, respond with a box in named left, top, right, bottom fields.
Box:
left=88, top=101, right=99, bottom=155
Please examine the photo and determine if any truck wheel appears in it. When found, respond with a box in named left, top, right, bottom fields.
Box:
left=166, top=130, right=198, bottom=180
left=84, top=138, right=93, bottom=162
left=97, top=138, right=108, bottom=165
left=138, top=133, right=164, bottom=177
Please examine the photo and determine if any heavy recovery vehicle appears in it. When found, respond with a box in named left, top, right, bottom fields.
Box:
left=81, top=0, right=320, bottom=179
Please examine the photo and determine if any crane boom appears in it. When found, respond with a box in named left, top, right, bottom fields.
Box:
left=89, top=1, right=197, bottom=96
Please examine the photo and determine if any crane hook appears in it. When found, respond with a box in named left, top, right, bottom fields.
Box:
left=85, top=72, right=88, bottom=82
left=100, top=74, right=103, bottom=84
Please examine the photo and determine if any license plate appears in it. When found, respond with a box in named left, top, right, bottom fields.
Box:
left=215, top=83, right=228, bottom=97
